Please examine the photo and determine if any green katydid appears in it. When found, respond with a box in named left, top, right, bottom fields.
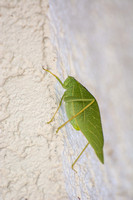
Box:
left=43, top=67, right=104, bottom=171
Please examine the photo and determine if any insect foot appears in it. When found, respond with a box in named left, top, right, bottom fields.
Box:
left=56, top=128, right=59, bottom=134
left=46, top=120, right=52, bottom=124
left=71, top=164, right=77, bottom=173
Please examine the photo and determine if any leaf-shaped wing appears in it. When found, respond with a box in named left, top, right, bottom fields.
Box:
left=65, top=82, right=104, bottom=163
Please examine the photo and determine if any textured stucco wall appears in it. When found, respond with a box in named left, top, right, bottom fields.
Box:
left=0, top=1, right=133, bottom=200
left=0, top=1, right=68, bottom=200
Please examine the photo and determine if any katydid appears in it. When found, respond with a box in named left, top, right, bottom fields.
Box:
left=43, top=67, right=104, bottom=171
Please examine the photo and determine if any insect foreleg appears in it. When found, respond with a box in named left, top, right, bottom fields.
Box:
left=42, top=67, right=64, bottom=87
left=47, top=95, right=64, bottom=124
left=72, top=142, right=89, bottom=172
left=56, top=99, right=95, bottom=133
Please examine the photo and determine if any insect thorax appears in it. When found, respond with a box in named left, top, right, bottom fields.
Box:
left=63, top=76, right=78, bottom=89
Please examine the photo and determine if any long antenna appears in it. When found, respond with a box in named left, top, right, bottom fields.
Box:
left=42, top=67, right=64, bottom=87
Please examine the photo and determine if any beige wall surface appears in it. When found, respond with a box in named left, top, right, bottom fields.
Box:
left=0, top=0, right=133, bottom=200
left=0, top=1, right=67, bottom=200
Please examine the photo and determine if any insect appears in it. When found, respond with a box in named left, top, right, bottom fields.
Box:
left=43, top=67, right=104, bottom=171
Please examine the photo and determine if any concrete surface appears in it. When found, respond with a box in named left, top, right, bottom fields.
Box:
left=0, top=0, right=133, bottom=200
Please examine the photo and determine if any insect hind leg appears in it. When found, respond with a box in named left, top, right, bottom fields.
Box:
left=72, top=142, right=89, bottom=172
left=56, top=99, right=95, bottom=133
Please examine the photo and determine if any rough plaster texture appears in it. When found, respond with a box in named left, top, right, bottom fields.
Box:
left=0, top=1, right=67, bottom=200
left=0, top=1, right=133, bottom=200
